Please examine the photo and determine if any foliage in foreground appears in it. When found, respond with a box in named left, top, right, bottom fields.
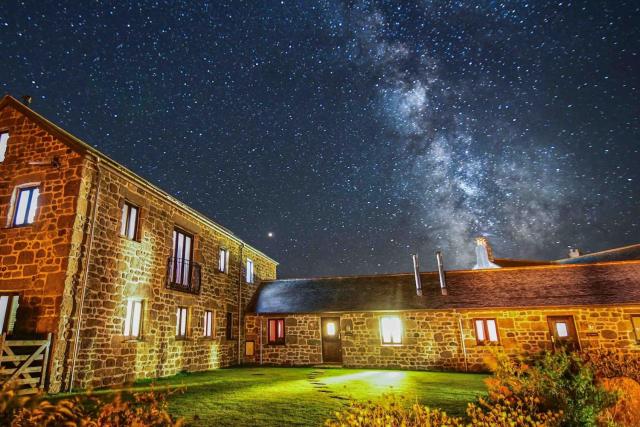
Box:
left=0, top=383, right=183, bottom=427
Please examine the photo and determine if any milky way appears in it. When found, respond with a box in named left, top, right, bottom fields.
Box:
left=1, top=1, right=639, bottom=276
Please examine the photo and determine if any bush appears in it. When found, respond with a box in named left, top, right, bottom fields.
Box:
left=466, top=393, right=562, bottom=427
left=0, top=382, right=183, bottom=427
left=598, top=377, right=640, bottom=427
left=581, top=350, right=640, bottom=383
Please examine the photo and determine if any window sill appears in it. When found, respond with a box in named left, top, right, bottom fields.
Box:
left=475, top=342, right=501, bottom=346
left=119, top=235, right=141, bottom=243
left=5, top=223, right=35, bottom=230
left=123, top=337, right=144, bottom=343
left=380, top=343, right=403, bottom=347
left=266, top=343, right=286, bottom=347
left=216, top=269, right=228, bottom=274
left=175, top=337, right=194, bottom=342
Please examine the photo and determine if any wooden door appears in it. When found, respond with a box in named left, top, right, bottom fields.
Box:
left=321, top=317, right=342, bottom=363
left=547, top=316, right=580, bottom=351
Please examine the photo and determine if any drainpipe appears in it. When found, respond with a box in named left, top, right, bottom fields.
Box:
left=259, top=316, right=263, bottom=365
left=455, top=310, right=468, bottom=372
left=237, top=243, right=244, bottom=365
left=69, top=158, right=101, bottom=392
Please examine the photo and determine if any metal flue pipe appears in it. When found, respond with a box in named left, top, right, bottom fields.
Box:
left=436, top=251, right=448, bottom=295
left=412, top=254, right=423, bottom=296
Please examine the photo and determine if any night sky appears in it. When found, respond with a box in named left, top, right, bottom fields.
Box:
left=2, top=1, right=639, bottom=277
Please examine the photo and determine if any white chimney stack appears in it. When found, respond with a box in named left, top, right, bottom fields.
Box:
left=412, top=254, right=423, bottom=296
left=436, top=251, right=448, bottom=295
left=568, top=248, right=582, bottom=258
left=473, top=237, right=500, bottom=270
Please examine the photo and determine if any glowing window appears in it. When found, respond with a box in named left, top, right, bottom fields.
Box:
left=124, top=299, right=143, bottom=339
left=326, top=321, right=336, bottom=336
left=204, top=310, right=214, bottom=338
left=176, top=307, right=189, bottom=338
left=13, top=186, right=40, bottom=226
left=120, top=201, right=139, bottom=240
left=556, top=322, right=569, bottom=338
left=474, top=318, right=500, bottom=344
left=0, top=132, right=8, bottom=162
left=631, top=316, right=640, bottom=342
left=380, top=316, right=402, bottom=345
left=246, top=258, right=254, bottom=283
left=218, top=248, right=229, bottom=273
left=0, top=295, right=19, bottom=334
left=268, top=318, right=285, bottom=345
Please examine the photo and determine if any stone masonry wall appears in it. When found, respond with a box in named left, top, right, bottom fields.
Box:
left=70, top=164, right=277, bottom=390
left=245, top=305, right=640, bottom=371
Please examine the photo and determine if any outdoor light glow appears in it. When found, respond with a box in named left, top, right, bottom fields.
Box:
left=380, top=316, right=402, bottom=344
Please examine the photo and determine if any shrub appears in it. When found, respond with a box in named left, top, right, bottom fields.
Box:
left=581, top=350, right=640, bottom=383
left=466, top=393, right=562, bottom=427
left=598, top=377, right=640, bottom=427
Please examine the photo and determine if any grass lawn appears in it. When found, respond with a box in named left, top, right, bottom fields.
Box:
left=128, top=367, right=487, bottom=426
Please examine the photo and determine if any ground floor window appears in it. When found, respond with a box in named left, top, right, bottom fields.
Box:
left=268, top=318, right=285, bottom=345
left=204, top=310, right=214, bottom=338
left=0, top=295, right=19, bottom=334
left=632, top=315, right=640, bottom=342
left=176, top=307, right=189, bottom=338
left=124, top=299, right=143, bottom=339
left=380, top=315, right=402, bottom=345
left=474, top=318, right=499, bottom=344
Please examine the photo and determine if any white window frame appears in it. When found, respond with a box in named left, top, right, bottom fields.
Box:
left=474, top=318, right=500, bottom=344
left=176, top=306, right=189, bottom=338
left=0, top=131, right=8, bottom=162
left=204, top=310, right=214, bottom=338
left=120, top=201, right=140, bottom=240
left=218, top=248, right=229, bottom=273
left=123, top=299, right=143, bottom=339
left=380, top=315, right=403, bottom=345
left=246, top=258, right=254, bottom=284
left=11, top=184, right=40, bottom=227
left=0, top=295, right=19, bottom=334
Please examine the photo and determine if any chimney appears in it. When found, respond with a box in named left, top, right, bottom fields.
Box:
left=568, top=248, right=582, bottom=258
left=21, top=95, right=32, bottom=105
left=412, top=254, right=422, bottom=296
left=473, top=236, right=501, bottom=270
left=436, top=251, right=448, bottom=295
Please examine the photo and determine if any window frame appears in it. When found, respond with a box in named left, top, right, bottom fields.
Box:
left=225, top=311, right=234, bottom=340
left=473, top=318, right=500, bottom=345
left=380, top=315, right=403, bottom=345
left=0, top=294, right=19, bottom=335
left=12, top=185, right=40, bottom=227
left=203, top=310, right=215, bottom=339
left=631, top=315, right=640, bottom=342
left=176, top=306, right=189, bottom=339
left=120, top=201, right=140, bottom=241
left=218, top=248, right=229, bottom=273
left=246, top=258, right=254, bottom=284
left=267, top=318, right=286, bottom=345
left=123, top=299, right=143, bottom=340
left=0, top=131, right=8, bottom=162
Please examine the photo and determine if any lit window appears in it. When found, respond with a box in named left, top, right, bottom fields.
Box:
left=204, top=310, right=214, bottom=338
left=474, top=319, right=499, bottom=344
left=555, top=322, right=569, bottom=338
left=631, top=316, right=640, bottom=342
left=246, top=258, right=254, bottom=283
left=124, top=299, right=143, bottom=339
left=218, top=248, right=229, bottom=273
left=268, top=318, right=285, bottom=345
left=326, top=321, right=336, bottom=336
left=0, top=295, right=19, bottom=334
left=0, top=132, right=8, bottom=162
left=13, top=186, right=40, bottom=226
left=380, top=316, right=402, bottom=345
left=176, top=307, right=189, bottom=338
left=120, top=201, right=139, bottom=240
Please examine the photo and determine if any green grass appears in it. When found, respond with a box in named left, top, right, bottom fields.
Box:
left=129, top=367, right=487, bottom=426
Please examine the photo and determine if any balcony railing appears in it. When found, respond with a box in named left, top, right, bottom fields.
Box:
left=166, top=257, right=201, bottom=294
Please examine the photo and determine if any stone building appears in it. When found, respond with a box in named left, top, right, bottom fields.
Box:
left=245, top=243, right=640, bottom=371
left=0, top=95, right=277, bottom=392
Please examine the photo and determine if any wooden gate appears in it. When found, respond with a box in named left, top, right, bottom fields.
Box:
left=0, top=333, right=52, bottom=395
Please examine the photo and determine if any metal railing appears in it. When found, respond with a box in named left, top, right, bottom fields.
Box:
left=166, top=257, right=201, bottom=294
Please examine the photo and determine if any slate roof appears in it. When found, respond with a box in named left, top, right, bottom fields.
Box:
left=247, top=261, right=640, bottom=314
left=555, top=243, right=640, bottom=265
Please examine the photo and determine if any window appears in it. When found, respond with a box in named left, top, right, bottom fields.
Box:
left=170, top=229, right=193, bottom=286
left=0, top=132, right=8, bottom=162
left=631, top=316, right=640, bottom=342
left=176, top=307, right=189, bottom=338
left=245, top=341, right=255, bottom=356
left=123, top=299, right=143, bottom=339
left=268, top=318, right=285, bottom=345
left=225, top=312, right=234, bottom=340
left=0, top=295, right=19, bottom=334
left=380, top=316, right=402, bottom=345
left=218, top=248, right=229, bottom=273
left=120, top=201, right=139, bottom=240
left=12, top=186, right=40, bottom=226
left=204, top=310, right=214, bottom=338
left=246, top=258, right=254, bottom=283
left=474, top=318, right=499, bottom=344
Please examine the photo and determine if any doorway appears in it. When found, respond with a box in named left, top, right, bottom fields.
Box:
left=547, top=315, right=580, bottom=351
left=321, top=317, right=342, bottom=363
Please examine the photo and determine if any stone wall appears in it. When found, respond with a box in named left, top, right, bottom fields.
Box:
left=245, top=306, right=640, bottom=371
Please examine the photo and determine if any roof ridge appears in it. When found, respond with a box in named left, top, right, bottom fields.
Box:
left=555, top=242, right=640, bottom=262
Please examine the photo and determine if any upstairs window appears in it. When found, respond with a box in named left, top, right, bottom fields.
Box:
left=13, top=186, right=40, bottom=226
left=246, top=258, right=254, bottom=284
left=268, top=318, right=285, bottom=345
left=380, top=316, right=403, bottom=345
left=120, top=201, right=139, bottom=240
left=176, top=307, right=189, bottom=338
left=218, top=248, right=229, bottom=273
left=123, top=299, right=143, bottom=339
left=474, top=318, right=499, bottom=344
left=204, top=310, right=214, bottom=338
left=0, top=295, right=19, bottom=334
left=0, top=132, right=8, bottom=162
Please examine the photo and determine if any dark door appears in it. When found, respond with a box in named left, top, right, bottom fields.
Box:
left=321, top=317, right=342, bottom=363
left=547, top=316, right=580, bottom=351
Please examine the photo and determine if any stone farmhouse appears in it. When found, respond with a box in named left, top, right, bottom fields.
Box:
left=1, top=94, right=640, bottom=394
